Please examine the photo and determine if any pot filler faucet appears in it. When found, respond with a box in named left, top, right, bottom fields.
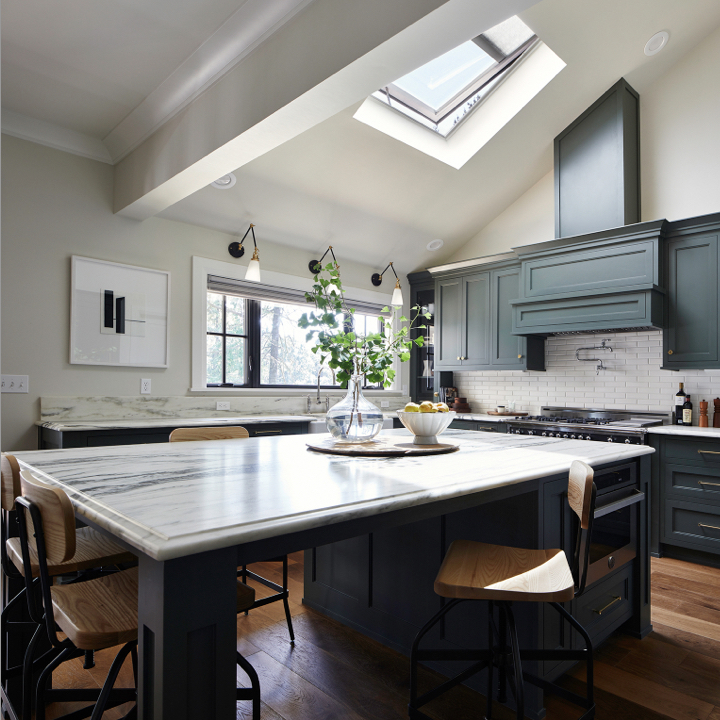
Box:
left=307, top=369, right=330, bottom=413
left=576, top=338, right=613, bottom=375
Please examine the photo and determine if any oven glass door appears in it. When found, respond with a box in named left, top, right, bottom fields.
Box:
left=586, top=488, right=643, bottom=584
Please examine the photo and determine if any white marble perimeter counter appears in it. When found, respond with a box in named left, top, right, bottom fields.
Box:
left=13, top=429, right=653, bottom=562
left=648, top=425, right=720, bottom=439
left=36, top=415, right=319, bottom=432
left=452, top=413, right=517, bottom=423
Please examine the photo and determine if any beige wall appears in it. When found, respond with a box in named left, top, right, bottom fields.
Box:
left=447, top=22, right=720, bottom=262
left=0, top=136, right=393, bottom=451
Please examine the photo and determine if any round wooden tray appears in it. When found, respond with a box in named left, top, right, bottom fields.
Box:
left=306, top=439, right=459, bottom=457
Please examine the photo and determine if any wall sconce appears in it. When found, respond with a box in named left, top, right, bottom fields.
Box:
left=371, top=262, right=404, bottom=307
left=228, top=223, right=261, bottom=282
left=308, top=246, right=338, bottom=274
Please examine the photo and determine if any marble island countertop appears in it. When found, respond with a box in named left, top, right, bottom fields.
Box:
left=14, top=429, right=653, bottom=562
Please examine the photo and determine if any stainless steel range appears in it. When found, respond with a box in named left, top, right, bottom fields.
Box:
left=506, top=406, right=668, bottom=444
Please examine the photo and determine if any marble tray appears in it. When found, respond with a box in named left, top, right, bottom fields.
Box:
left=306, top=439, right=459, bottom=457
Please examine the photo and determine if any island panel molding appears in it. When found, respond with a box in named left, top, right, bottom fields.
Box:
left=70, top=256, right=170, bottom=367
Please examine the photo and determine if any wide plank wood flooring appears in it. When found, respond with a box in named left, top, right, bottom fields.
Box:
left=40, top=554, right=720, bottom=719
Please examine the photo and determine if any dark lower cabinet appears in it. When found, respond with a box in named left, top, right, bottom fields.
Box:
left=37, top=421, right=309, bottom=449
left=652, top=433, right=720, bottom=565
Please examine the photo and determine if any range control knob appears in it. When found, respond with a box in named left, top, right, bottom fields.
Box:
left=542, top=432, right=547, bottom=437
left=607, top=437, right=614, bottom=442
left=625, top=438, right=631, bottom=444
left=570, top=434, right=576, bottom=439
left=528, top=430, right=534, bottom=435
left=585, top=435, right=592, bottom=441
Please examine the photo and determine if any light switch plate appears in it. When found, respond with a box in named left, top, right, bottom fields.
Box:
left=1, top=375, right=29, bottom=393
left=380, top=400, right=390, bottom=408
left=216, top=401, right=231, bottom=411
left=140, top=379, right=151, bottom=394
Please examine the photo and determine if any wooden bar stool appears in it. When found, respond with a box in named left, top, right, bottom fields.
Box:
left=15, top=470, right=139, bottom=720
left=409, top=459, right=597, bottom=720
left=169, top=426, right=295, bottom=643
left=1, top=453, right=136, bottom=720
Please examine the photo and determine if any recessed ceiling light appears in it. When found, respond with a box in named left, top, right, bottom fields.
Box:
left=210, top=173, right=237, bottom=189
left=644, top=31, right=669, bottom=57
left=427, top=239, right=444, bottom=251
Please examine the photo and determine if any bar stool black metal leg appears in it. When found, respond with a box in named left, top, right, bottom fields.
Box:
left=502, top=603, right=524, bottom=720
left=83, top=650, right=95, bottom=669
left=282, top=556, right=295, bottom=643
left=485, top=601, right=494, bottom=720
left=89, top=641, right=136, bottom=720
left=497, top=603, right=507, bottom=704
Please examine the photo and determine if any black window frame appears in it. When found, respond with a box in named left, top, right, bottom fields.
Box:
left=206, top=292, right=386, bottom=390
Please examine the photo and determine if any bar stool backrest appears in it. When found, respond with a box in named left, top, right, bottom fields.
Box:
left=1, top=453, right=21, bottom=511
left=567, top=460, right=596, bottom=597
left=169, top=426, right=249, bottom=442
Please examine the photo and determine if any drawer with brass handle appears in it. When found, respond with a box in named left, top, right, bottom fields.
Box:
left=592, top=596, right=622, bottom=616
left=663, top=499, right=720, bottom=553
left=664, top=463, right=720, bottom=501
left=664, top=437, right=720, bottom=464
left=574, top=565, right=631, bottom=637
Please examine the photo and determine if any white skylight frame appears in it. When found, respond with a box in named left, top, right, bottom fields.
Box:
left=354, top=41, right=566, bottom=169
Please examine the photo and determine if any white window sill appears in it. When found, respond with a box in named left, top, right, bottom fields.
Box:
left=189, top=387, right=405, bottom=397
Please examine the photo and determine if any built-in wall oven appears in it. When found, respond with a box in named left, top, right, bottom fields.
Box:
left=586, top=462, right=644, bottom=584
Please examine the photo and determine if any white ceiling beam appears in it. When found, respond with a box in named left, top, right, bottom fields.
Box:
left=114, top=0, right=541, bottom=220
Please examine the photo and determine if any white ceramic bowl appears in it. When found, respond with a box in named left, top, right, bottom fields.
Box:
left=396, top=410, right=456, bottom=445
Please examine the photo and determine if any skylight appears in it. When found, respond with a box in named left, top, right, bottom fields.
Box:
left=372, top=16, right=537, bottom=137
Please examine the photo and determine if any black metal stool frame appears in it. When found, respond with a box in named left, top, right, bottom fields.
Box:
left=409, top=483, right=597, bottom=720
left=15, top=497, right=137, bottom=720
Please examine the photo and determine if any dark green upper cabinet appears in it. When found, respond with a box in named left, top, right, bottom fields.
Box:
left=555, top=79, right=640, bottom=239
left=664, top=214, right=720, bottom=369
left=434, top=261, right=544, bottom=372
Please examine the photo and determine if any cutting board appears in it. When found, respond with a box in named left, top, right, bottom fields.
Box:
left=307, top=439, right=459, bottom=457
left=486, top=411, right=528, bottom=416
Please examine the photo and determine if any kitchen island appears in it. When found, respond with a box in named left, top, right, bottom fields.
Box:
left=9, top=430, right=653, bottom=720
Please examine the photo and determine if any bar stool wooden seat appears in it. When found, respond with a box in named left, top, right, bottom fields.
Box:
left=1, top=454, right=136, bottom=720
left=15, top=470, right=139, bottom=720
left=169, top=425, right=295, bottom=643
left=409, top=459, right=597, bottom=720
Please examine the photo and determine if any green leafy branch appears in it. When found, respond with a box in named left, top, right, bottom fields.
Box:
left=298, top=262, right=430, bottom=389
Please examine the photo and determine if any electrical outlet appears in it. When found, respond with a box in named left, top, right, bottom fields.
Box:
left=380, top=400, right=390, bottom=408
left=402, top=384, right=408, bottom=396
left=216, top=401, right=231, bottom=411
left=1, top=375, right=29, bottom=393
left=140, top=379, right=151, bottom=394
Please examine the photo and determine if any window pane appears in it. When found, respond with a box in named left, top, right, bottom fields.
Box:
left=226, top=337, right=246, bottom=384
left=225, top=295, right=246, bottom=335
left=207, top=293, right=223, bottom=333
left=206, top=335, right=223, bottom=384
left=260, top=301, right=342, bottom=386
left=393, top=41, right=495, bottom=112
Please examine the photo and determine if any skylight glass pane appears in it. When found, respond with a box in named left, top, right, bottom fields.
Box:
left=392, top=41, right=495, bottom=113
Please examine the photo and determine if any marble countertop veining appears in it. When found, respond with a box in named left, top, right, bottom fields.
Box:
left=648, top=425, right=720, bottom=439
left=13, top=429, right=653, bottom=562
left=36, top=415, right=320, bottom=431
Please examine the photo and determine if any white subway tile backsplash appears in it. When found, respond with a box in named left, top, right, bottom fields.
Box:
left=454, top=330, right=720, bottom=417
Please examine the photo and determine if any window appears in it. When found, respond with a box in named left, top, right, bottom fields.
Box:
left=206, top=291, right=387, bottom=389
left=372, top=16, right=537, bottom=137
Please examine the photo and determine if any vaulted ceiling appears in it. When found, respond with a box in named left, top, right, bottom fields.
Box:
left=4, top=0, right=720, bottom=275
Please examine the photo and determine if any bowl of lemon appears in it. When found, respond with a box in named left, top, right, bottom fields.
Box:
left=396, top=402, right=456, bottom=445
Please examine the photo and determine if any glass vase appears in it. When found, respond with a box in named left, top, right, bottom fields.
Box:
left=325, top=375, right=384, bottom=443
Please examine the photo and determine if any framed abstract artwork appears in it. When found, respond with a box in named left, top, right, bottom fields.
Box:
left=70, top=256, right=170, bottom=367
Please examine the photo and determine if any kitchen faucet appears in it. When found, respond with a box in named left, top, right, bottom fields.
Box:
left=307, top=369, right=330, bottom=413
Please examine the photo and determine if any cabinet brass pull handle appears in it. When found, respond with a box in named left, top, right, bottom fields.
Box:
left=593, top=596, right=622, bottom=615
left=477, top=427, right=495, bottom=431
left=668, top=349, right=674, bottom=355
left=698, top=481, right=720, bottom=487
left=698, top=523, right=720, bottom=531
left=698, top=450, right=720, bottom=455
left=518, top=354, right=523, bottom=359
left=255, top=430, right=283, bottom=434
left=457, top=356, right=460, bottom=361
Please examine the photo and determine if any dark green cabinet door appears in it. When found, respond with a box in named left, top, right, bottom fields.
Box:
left=492, top=267, right=525, bottom=368
left=665, top=233, right=718, bottom=368
left=435, top=278, right=462, bottom=368
left=461, top=272, right=490, bottom=368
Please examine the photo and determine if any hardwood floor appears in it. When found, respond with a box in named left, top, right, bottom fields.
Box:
left=40, top=554, right=720, bottom=719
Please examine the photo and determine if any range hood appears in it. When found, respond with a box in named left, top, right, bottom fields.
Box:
left=510, top=220, right=667, bottom=336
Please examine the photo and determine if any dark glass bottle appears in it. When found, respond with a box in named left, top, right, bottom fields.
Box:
left=675, top=382, right=686, bottom=425
left=682, top=394, right=693, bottom=426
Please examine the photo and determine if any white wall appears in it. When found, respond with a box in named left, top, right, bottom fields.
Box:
left=1, top=136, right=403, bottom=451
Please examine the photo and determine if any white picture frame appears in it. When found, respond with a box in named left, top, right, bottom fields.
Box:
left=70, top=256, right=170, bottom=367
